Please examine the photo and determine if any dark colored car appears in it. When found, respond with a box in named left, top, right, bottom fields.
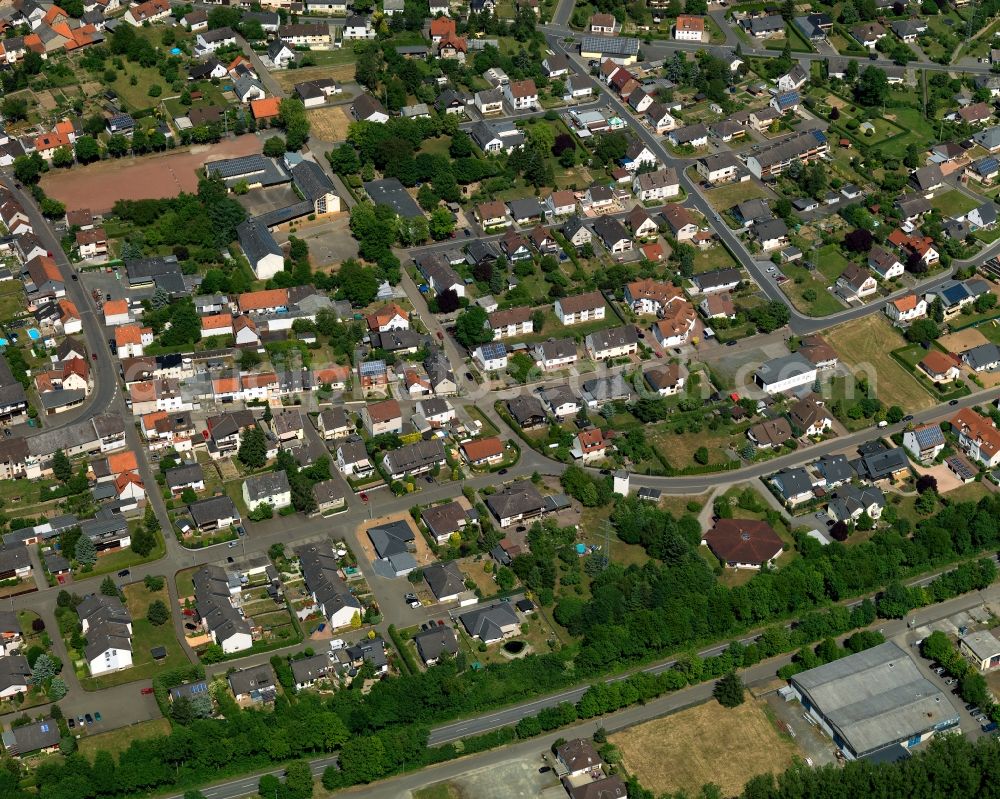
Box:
left=949, top=399, right=959, bottom=406
left=92, top=353, right=98, bottom=361
left=903, top=415, right=914, bottom=422
left=498, top=468, right=508, bottom=475
left=117, top=569, right=129, bottom=577
left=71, top=274, right=78, bottom=281
left=85, top=714, right=93, bottom=724
left=68, top=718, right=75, bottom=728
left=465, top=372, right=474, bottom=381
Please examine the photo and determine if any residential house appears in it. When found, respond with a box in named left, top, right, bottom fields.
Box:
left=633, top=167, right=679, bottom=201
left=474, top=342, right=508, bottom=372
left=534, top=338, right=578, bottom=371
left=885, top=292, right=927, bottom=324
left=461, top=436, right=504, bottom=467
left=571, top=428, right=608, bottom=462
left=903, top=424, right=946, bottom=463
left=789, top=395, right=833, bottom=436
left=952, top=408, right=1000, bottom=467
left=867, top=246, right=904, bottom=280
left=555, top=292, right=605, bottom=325
left=585, top=325, right=638, bottom=360
left=644, top=363, right=687, bottom=396
left=919, top=350, right=962, bottom=382
left=674, top=14, right=705, bottom=41
left=836, top=263, right=878, bottom=300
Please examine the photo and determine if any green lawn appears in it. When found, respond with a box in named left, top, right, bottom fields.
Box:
left=691, top=244, right=739, bottom=274
left=977, top=318, right=1000, bottom=344
left=778, top=264, right=846, bottom=316
left=764, top=25, right=813, bottom=52
left=78, top=579, right=190, bottom=689
left=78, top=718, right=172, bottom=758
left=813, top=243, right=852, bottom=283
left=74, top=530, right=166, bottom=579
left=704, top=181, right=770, bottom=214
left=109, top=64, right=172, bottom=114
left=930, top=190, right=979, bottom=218
left=0, top=282, right=25, bottom=320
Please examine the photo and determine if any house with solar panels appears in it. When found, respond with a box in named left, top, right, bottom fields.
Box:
left=473, top=342, right=508, bottom=371
left=579, top=35, right=640, bottom=64
left=1, top=718, right=60, bottom=757
left=902, top=425, right=945, bottom=463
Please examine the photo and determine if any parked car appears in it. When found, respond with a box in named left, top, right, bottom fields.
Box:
left=85, top=714, right=93, bottom=724
left=94, top=712, right=101, bottom=722
left=141, top=687, right=154, bottom=695
left=117, top=569, right=130, bottom=577
left=236, top=525, right=246, bottom=537
left=983, top=722, right=998, bottom=733
left=498, top=468, right=508, bottom=475
left=68, top=718, right=75, bottom=728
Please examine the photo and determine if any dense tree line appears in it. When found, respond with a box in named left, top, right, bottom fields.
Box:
left=112, top=177, right=246, bottom=260
left=554, top=494, right=1000, bottom=671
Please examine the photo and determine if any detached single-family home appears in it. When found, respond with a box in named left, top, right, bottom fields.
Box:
left=903, top=424, right=946, bottom=463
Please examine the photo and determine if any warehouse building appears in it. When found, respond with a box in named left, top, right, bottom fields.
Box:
left=787, top=641, right=960, bottom=761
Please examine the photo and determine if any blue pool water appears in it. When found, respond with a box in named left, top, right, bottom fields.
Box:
left=171, top=47, right=181, bottom=55
left=27, top=328, right=41, bottom=341
left=0, top=339, right=8, bottom=347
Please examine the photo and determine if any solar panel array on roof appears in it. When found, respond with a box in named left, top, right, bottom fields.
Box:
left=946, top=456, right=975, bottom=481
left=479, top=342, right=507, bottom=359
left=207, top=154, right=269, bottom=180
left=580, top=35, right=640, bottom=55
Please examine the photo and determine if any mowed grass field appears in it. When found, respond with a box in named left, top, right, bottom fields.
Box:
left=611, top=700, right=798, bottom=797
left=825, top=315, right=936, bottom=411
left=77, top=717, right=171, bottom=758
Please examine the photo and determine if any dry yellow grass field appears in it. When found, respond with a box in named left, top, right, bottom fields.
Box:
left=825, top=315, right=935, bottom=411
left=307, top=106, right=353, bottom=141
left=611, top=700, right=798, bottom=797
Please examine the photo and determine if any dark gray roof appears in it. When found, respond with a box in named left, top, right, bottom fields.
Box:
left=382, top=439, right=446, bottom=476
left=367, top=519, right=415, bottom=558
left=237, top=218, right=282, bottom=265
left=291, top=653, right=331, bottom=685
left=486, top=480, right=546, bottom=520
left=363, top=178, right=424, bottom=219
left=459, top=602, right=518, bottom=640
left=244, top=470, right=290, bottom=503
left=0, top=355, right=27, bottom=409
left=228, top=665, right=275, bottom=697
left=579, top=35, right=639, bottom=55
left=424, top=561, right=466, bottom=599
left=507, top=197, right=545, bottom=220
left=506, top=395, right=546, bottom=425
left=291, top=160, right=335, bottom=202
left=414, top=626, right=458, bottom=662
left=1, top=716, right=59, bottom=755
left=772, top=467, right=813, bottom=499
left=592, top=215, right=630, bottom=247
left=294, top=542, right=361, bottom=625
left=188, top=495, right=239, bottom=527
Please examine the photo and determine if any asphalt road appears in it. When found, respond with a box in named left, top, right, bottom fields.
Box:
left=151, top=582, right=1000, bottom=799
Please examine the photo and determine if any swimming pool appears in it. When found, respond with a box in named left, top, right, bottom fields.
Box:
left=27, top=328, right=41, bottom=341
left=0, top=339, right=8, bottom=347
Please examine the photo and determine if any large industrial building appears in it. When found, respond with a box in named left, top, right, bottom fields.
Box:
left=787, top=641, right=960, bottom=760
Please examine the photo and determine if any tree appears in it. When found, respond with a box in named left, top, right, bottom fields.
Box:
left=13, top=153, right=44, bottom=185
left=278, top=98, right=310, bottom=151
left=886, top=405, right=905, bottom=423
left=30, top=653, right=59, bottom=685
left=144, top=574, right=165, bottom=591
left=453, top=306, right=493, bottom=348
left=143, top=503, right=161, bottom=534
left=336, top=259, right=380, bottom=307
left=429, top=207, right=455, bottom=240
left=131, top=527, right=157, bottom=557
left=843, top=228, right=874, bottom=253
left=74, top=136, right=100, bottom=164
left=147, top=599, right=169, bottom=626
left=74, top=535, right=96, bottom=567
left=101, top=576, right=119, bottom=597
left=436, top=288, right=461, bottom=313
left=855, top=66, right=889, bottom=107
left=283, top=760, right=314, bottom=799
left=47, top=676, right=67, bottom=700
left=905, top=318, right=940, bottom=344
left=916, top=474, right=938, bottom=494
left=263, top=136, right=287, bottom=158
left=830, top=520, right=850, bottom=541
left=51, top=146, right=74, bottom=168
left=1, top=97, right=28, bottom=121
left=238, top=426, right=268, bottom=469
left=52, top=449, right=72, bottom=482
left=694, top=446, right=709, bottom=465
left=713, top=671, right=745, bottom=707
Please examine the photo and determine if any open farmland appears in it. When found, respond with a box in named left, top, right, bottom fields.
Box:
left=825, top=315, right=936, bottom=411
left=611, top=700, right=798, bottom=797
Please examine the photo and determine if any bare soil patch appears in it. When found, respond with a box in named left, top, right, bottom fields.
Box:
left=40, top=134, right=263, bottom=212
left=938, top=328, right=989, bottom=353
